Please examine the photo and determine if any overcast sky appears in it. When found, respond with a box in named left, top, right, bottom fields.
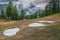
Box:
left=0, top=0, right=50, bottom=9
left=19, top=0, right=50, bottom=9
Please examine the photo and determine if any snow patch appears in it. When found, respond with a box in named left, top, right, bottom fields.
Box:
left=3, top=28, right=20, bottom=36
left=28, top=21, right=55, bottom=27
left=37, top=21, right=55, bottom=23
left=28, top=23, right=46, bottom=27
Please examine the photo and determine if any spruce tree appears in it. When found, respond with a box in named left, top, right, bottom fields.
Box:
left=14, top=7, right=18, bottom=20
left=6, top=2, right=13, bottom=19
left=21, top=9, right=25, bottom=20
left=6, top=2, right=18, bottom=20
left=43, top=0, right=59, bottom=16
left=11, top=6, right=15, bottom=20
left=34, top=12, right=37, bottom=18
left=50, top=0, right=59, bottom=14
left=1, top=10, right=6, bottom=19
left=11, top=6, right=18, bottom=20
left=30, top=14, right=34, bottom=19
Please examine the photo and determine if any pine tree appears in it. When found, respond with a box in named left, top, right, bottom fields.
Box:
left=14, top=7, right=18, bottom=20
left=30, top=14, right=34, bottom=19
left=43, top=0, right=59, bottom=17
left=39, top=11, right=42, bottom=18
left=45, top=5, right=51, bottom=16
left=11, top=6, right=18, bottom=20
left=51, top=0, right=56, bottom=14
left=6, top=2, right=13, bottom=19
left=6, top=2, right=18, bottom=20
left=11, top=6, right=15, bottom=20
left=34, top=12, right=37, bottom=18
left=1, top=10, right=6, bottom=19
left=20, top=9, right=25, bottom=20
left=50, top=0, right=59, bottom=14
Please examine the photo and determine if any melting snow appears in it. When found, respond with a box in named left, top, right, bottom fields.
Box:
left=28, top=21, right=55, bottom=27
left=37, top=21, right=55, bottom=23
left=3, top=28, right=20, bottom=36
left=28, top=23, right=46, bottom=27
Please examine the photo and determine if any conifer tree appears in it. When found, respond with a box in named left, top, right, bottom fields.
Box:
left=14, top=7, right=18, bottom=20
left=6, top=2, right=18, bottom=20
left=6, top=2, right=13, bottom=19
left=1, top=10, right=6, bottom=19
left=21, top=9, right=25, bottom=20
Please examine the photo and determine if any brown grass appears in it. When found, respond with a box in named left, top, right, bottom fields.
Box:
left=0, top=13, right=60, bottom=40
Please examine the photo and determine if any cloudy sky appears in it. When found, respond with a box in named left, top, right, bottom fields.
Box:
left=0, top=0, right=50, bottom=9
left=19, top=0, right=50, bottom=9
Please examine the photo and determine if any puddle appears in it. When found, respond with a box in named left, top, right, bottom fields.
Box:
left=28, top=23, right=46, bottom=27
left=3, top=28, right=20, bottom=36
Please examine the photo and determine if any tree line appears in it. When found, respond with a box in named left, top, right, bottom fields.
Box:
left=0, top=2, right=42, bottom=20
left=42, top=0, right=60, bottom=17
left=0, top=0, right=60, bottom=20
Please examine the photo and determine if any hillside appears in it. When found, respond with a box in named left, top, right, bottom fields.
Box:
left=0, top=13, right=60, bottom=40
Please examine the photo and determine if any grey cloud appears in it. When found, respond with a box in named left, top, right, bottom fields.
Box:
left=34, top=0, right=50, bottom=4
left=0, top=0, right=18, bottom=2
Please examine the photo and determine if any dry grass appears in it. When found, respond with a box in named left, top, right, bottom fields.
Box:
left=0, top=13, right=60, bottom=28
left=0, top=13, right=60, bottom=40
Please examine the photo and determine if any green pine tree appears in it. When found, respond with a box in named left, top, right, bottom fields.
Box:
left=42, top=0, right=59, bottom=17
left=34, top=12, right=37, bottom=18
left=21, top=9, right=25, bottom=20
left=50, top=0, right=59, bottom=14
left=1, top=10, right=6, bottom=19
left=14, top=7, right=18, bottom=20
left=6, top=2, right=13, bottom=19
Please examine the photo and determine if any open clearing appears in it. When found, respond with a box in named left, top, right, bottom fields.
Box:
left=0, top=13, right=60, bottom=40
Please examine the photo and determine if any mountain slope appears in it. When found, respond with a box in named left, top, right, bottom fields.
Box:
left=0, top=13, right=60, bottom=40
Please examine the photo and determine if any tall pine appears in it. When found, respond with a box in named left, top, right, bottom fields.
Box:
left=6, top=2, right=13, bottom=19
left=1, top=10, right=6, bottom=19
left=21, top=9, right=25, bottom=20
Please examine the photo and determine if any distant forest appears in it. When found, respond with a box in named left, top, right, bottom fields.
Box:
left=0, top=0, right=60, bottom=20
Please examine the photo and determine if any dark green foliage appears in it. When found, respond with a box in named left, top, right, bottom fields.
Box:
left=6, top=2, right=13, bottom=19
left=51, top=0, right=57, bottom=14
left=25, top=15, right=30, bottom=19
left=11, top=7, right=15, bottom=20
left=43, top=5, right=51, bottom=16
left=14, top=7, right=18, bottom=20
left=30, top=14, right=34, bottom=19
left=42, top=0, right=60, bottom=17
left=6, top=2, right=18, bottom=20
left=20, top=9, right=25, bottom=20
left=34, top=12, right=37, bottom=18
left=1, top=10, right=6, bottom=19
left=11, top=7, right=18, bottom=20
left=1, top=0, right=60, bottom=20
left=29, top=11, right=42, bottom=19
left=49, top=0, right=60, bottom=14
left=29, top=12, right=37, bottom=19
left=39, top=11, right=42, bottom=18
